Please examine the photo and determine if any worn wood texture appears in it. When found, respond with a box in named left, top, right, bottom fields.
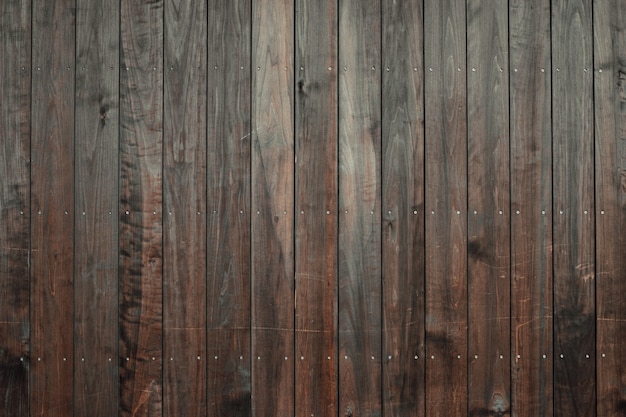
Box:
left=206, top=1, right=251, bottom=416
left=381, top=0, right=425, bottom=416
left=424, top=1, right=468, bottom=416
left=251, top=0, right=294, bottom=416
left=467, top=1, right=511, bottom=416
left=551, top=1, right=595, bottom=416
left=119, top=1, right=164, bottom=416
left=163, top=1, right=207, bottom=417
left=294, top=0, right=337, bottom=416
left=509, top=1, right=553, bottom=416
left=74, top=1, right=119, bottom=416
left=594, top=1, right=626, bottom=416
left=0, top=1, right=30, bottom=416
left=30, top=1, right=75, bottom=416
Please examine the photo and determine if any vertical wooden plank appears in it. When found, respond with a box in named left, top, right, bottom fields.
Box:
left=0, top=1, right=30, bottom=416
left=294, top=0, right=337, bottom=415
left=509, top=1, right=553, bottom=416
left=467, top=0, right=510, bottom=416
left=424, top=1, right=468, bottom=416
left=594, top=1, right=626, bottom=416
left=338, top=0, right=382, bottom=415
left=30, top=0, right=75, bottom=416
left=119, top=0, right=163, bottom=415
left=551, top=1, right=595, bottom=416
left=381, top=0, right=425, bottom=415
left=163, top=1, right=207, bottom=416
left=207, top=1, right=251, bottom=415
left=252, top=0, right=294, bottom=415
left=74, top=1, right=119, bottom=416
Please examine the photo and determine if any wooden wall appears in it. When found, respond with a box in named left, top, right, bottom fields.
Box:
left=0, top=0, right=625, bottom=416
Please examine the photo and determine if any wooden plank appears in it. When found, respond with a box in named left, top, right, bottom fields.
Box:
left=509, top=1, right=553, bottom=416
left=294, top=0, right=337, bottom=415
left=423, top=1, right=467, bottom=416
left=551, top=1, right=595, bottom=416
left=163, top=1, right=207, bottom=417
left=381, top=0, right=424, bottom=415
left=206, top=1, right=251, bottom=415
left=251, top=0, right=294, bottom=415
left=466, top=0, right=510, bottom=415
left=0, top=1, right=30, bottom=416
left=594, top=1, right=626, bottom=416
left=30, top=1, right=75, bottom=416
left=119, top=1, right=164, bottom=416
left=338, top=0, right=382, bottom=414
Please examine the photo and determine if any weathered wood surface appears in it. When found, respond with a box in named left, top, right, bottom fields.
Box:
left=295, top=0, right=337, bottom=415
left=551, top=1, right=596, bottom=416
left=74, top=1, right=120, bottom=416
left=381, top=0, right=425, bottom=415
left=467, top=1, right=511, bottom=416
left=424, top=0, right=468, bottom=415
left=594, top=1, right=626, bottom=416
left=0, top=1, right=30, bottom=416
left=509, top=1, right=553, bottom=416
left=30, top=1, right=75, bottom=416
left=163, top=1, right=207, bottom=416
left=119, top=1, right=164, bottom=416
left=206, top=1, right=251, bottom=416
left=251, top=0, right=294, bottom=416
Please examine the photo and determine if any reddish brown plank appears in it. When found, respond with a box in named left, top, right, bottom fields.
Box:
left=252, top=0, right=295, bottom=416
left=30, top=1, right=75, bottom=416
left=594, top=1, right=626, bottom=416
left=119, top=1, right=164, bottom=416
left=163, top=1, right=207, bottom=416
left=509, top=1, right=553, bottom=416
left=0, top=1, right=30, bottom=416
left=467, top=0, right=511, bottom=415
left=207, top=1, right=251, bottom=415
left=381, top=0, right=425, bottom=415
left=294, top=0, right=337, bottom=416
left=551, top=1, right=595, bottom=416
left=424, top=1, right=468, bottom=416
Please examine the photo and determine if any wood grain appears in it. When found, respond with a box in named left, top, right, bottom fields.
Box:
left=30, top=1, right=75, bottom=416
left=509, top=1, right=553, bottom=416
left=338, top=0, right=382, bottom=415
left=424, top=1, right=468, bottom=416
left=0, top=1, right=30, bottom=416
left=252, top=0, right=295, bottom=416
left=163, top=1, right=207, bottom=416
left=594, top=1, right=626, bottom=416
left=551, top=1, right=595, bottom=416
left=294, top=0, right=337, bottom=416
left=119, top=1, right=164, bottom=416
left=207, top=1, right=251, bottom=415
left=467, top=1, right=510, bottom=415
left=381, top=0, right=425, bottom=415
left=74, top=1, right=120, bottom=416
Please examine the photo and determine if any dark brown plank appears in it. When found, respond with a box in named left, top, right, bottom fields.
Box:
left=30, top=1, right=75, bottom=416
left=466, top=0, right=510, bottom=415
left=551, top=1, right=595, bottom=416
left=594, top=1, right=626, bottom=416
left=119, top=1, right=164, bottom=416
left=424, top=1, right=468, bottom=416
left=509, top=1, right=553, bottom=416
left=294, top=0, right=337, bottom=415
left=163, top=1, right=207, bottom=416
left=338, top=0, right=382, bottom=415
left=206, top=1, right=251, bottom=415
left=0, top=1, right=30, bottom=416
left=381, top=0, right=425, bottom=415
left=252, top=0, right=295, bottom=416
